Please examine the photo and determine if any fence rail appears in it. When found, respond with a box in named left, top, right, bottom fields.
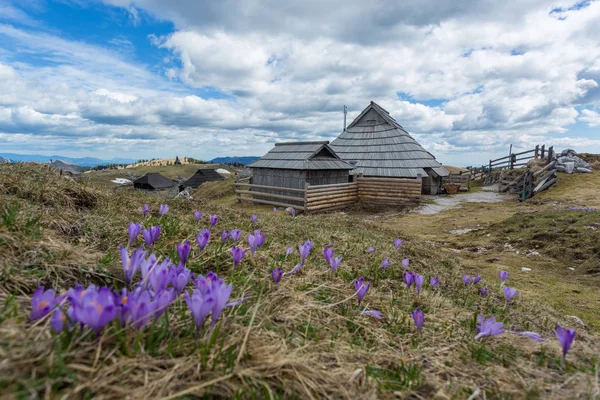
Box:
left=235, top=176, right=422, bottom=213
left=441, top=173, right=471, bottom=191
left=467, top=144, right=554, bottom=182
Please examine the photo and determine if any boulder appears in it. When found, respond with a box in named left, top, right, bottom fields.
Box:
left=175, top=187, right=193, bottom=200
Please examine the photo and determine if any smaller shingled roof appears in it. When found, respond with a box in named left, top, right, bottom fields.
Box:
left=249, top=141, right=355, bottom=170
left=133, top=173, right=176, bottom=190
left=182, top=169, right=225, bottom=188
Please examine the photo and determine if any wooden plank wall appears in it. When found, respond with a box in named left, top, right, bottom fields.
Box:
left=357, top=176, right=421, bottom=206
left=235, top=182, right=307, bottom=210
left=442, top=173, right=471, bottom=191
left=306, top=182, right=358, bottom=212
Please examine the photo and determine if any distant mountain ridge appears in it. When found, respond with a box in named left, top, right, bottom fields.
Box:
left=0, top=153, right=137, bottom=167
left=210, top=156, right=259, bottom=165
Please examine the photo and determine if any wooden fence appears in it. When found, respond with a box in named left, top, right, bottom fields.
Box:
left=441, top=172, right=471, bottom=191
left=467, top=144, right=554, bottom=182
left=235, top=176, right=422, bottom=213
left=306, top=182, right=358, bottom=212
left=356, top=176, right=421, bottom=206
left=499, top=161, right=558, bottom=200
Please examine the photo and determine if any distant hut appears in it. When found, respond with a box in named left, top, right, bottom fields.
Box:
left=182, top=169, right=225, bottom=189
left=174, top=156, right=182, bottom=165
left=248, top=141, right=354, bottom=206
left=330, top=102, right=449, bottom=194
left=133, top=173, right=176, bottom=191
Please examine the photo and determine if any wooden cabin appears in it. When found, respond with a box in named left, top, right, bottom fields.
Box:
left=330, top=102, right=449, bottom=194
left=247, top=141, right=355, bottom=207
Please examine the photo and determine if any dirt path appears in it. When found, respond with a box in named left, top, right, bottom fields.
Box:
left=413, top=191, right=511, bottom=215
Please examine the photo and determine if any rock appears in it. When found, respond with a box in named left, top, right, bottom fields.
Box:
left=559, top=148, right=578, bottom=157
left=521, top=267, right=532, bottom=271
left=563, top=161, right=575, bottom=174
left=567, top=267, right=575, bottom=271
left=576, top=167, right=592, bottom=173
left=175, top=187, right=193, bottom=200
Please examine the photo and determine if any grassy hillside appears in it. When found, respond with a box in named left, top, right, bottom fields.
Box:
left=0, top=163, right=598, bottom=398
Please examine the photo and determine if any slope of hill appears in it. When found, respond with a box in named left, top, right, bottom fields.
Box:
left=49, top=159, right=86, bottom=172
left=210, top=156, right=259, bottom=165
left=0, top=163, right=598, bottom=398
left=0, top=153, right=135, bottom=167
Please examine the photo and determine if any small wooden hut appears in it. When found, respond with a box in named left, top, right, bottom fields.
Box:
left=182, top=169, right=225, bottom=189
left=247, top=141, right=354, bottom=206
left=330, top=102, right=449, bottom=194
left=133, top=173, right=176, bottom=191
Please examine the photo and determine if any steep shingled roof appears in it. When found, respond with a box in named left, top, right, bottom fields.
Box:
left=330, top=102, right=449, bottom=178
left=182, top=169, right=225, bottom=188
left=133, top=173, right=176, bottom=190
left=249, top=141, right=355, bottom=170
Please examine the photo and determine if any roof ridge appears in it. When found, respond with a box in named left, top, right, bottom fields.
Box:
left=274, top=141, right=329, bottom=146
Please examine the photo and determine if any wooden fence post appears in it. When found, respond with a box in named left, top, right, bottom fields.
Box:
left=547, top=146, right=554, bottom=163
left=489, top=160, right=492, bottom=172
left=534, top=145, right=539, bottom=159
left=541, top=144, right=545, bottom=160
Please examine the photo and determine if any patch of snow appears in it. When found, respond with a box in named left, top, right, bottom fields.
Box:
left=111, top=178, right=132, bottom=185
left=216, top=168, right=231, bottom=174
left=521, top=267, right=532, bottom=272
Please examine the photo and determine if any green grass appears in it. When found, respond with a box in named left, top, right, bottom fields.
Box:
left=0, top=163, right=599, bottom=399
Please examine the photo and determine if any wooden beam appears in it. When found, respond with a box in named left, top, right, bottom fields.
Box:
left=235, top=183, right=306, bottom=193
left=307, top=191, right=358, bottom=201
left=308, top=182, right=358, bottom=190
left=236, top=196, right=306, bottom=210
left=533, top=161, right=556, bottom=177
left=235, top=190, right=304, bottom=202
left=307, top=195, right=358, bottom=207
left=357, top=177, right=421, bottom=184
left=359, top=195, right=420, bottom=202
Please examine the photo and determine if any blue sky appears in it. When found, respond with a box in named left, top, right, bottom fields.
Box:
left=0, top=0, right=599, bottom=166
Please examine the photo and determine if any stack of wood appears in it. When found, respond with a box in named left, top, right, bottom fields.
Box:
left=499, top=161, right=558, bottom=200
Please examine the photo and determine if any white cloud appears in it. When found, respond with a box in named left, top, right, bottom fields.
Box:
left=0, top=0, right=599, bottom=164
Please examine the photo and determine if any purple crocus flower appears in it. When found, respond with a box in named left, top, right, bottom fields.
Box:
left=209, top=214, right=219, bottom=227
left=159, top=204, right=169, bottom=216
left=330, top=256, right=343, bottom=274
left=77, top=287, right=117, bottom=334
left=415, top=274, right=424, bottom=296
left=231, top=246, right=246, bottom=268
left=361, top=310, right=383, bottom=319
left=504, top=287, right=518, bottom=305
left=173, top=266, right=191, bottom=293
left=120, top=245, right=146, bottom=285
left=462, top=274, right=473, bottom=286
left=475, top=316, right=505, bottom=340
left=31, top=286, right=61, bottom=321
left=193, top=210, right=202, bottom=222
left=185, top=289, right=214, bottom=339
left=273, top=207, right=277, bottom=213
left=288, top=263, right=304, bottom=275
left=51, top=308, right=70, bottom=333
left=177, top=240, right=191, bottom=265
left=323, top=247, right=334, bottom=265
left=479, top=287, right=488, bottom=296
left=272, top=267, right=282, bottom=283
left=430, top=276, right=439, bottom=288
left=401, top=258, right=409, bottom=269
left=554, top=324, right=576, bottom=365
left=140, top=253, right=157, bottom=279
left=380, top=257, right=392, bottom=269
left=290, top=208, right=296, bottom=217
left=412, top=308, right=424, bottom=332
left=210, top=280, right=233, bottom=327
left=127, top=222, right=142, bottom=246
left=367, top=246, right=375, bottom=253
left=298, top=240, right=314, bottom=263
left=148, top=259, right=174, bottom=293
left=230, top=229, right=242, bottom=243
left=514, top=331, right=545, bottom=342
left=403, top=271, right=415, bottom=288
left=221, top=231, right=230, bottom=243
left=142, top=225, right=161, bottom=247
left=154, top=289, right=176, bottom=319
left=354, top=278, right=370, bottom=305
left=129, top=290, right=156, bottom=330
left=394, top=238, right=404, bottom=249
left=247, top=230, right=266, bottom=256
left=251, top=214, right=258, bottom=223
left=473, top=274, right=482, bottom=285
left=196, top=228, right=210, bottom=250
left=141, top=204, right=151, bottom=216
left=499, top=271, right=509, bottom=286
left=285, top=246, right=294, bottom=257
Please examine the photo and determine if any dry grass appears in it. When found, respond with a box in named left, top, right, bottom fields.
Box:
left=1, top=163, right=599, bottom=399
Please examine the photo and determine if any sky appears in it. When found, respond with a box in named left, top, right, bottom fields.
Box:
left=0, top=0, right=599, bottom=166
